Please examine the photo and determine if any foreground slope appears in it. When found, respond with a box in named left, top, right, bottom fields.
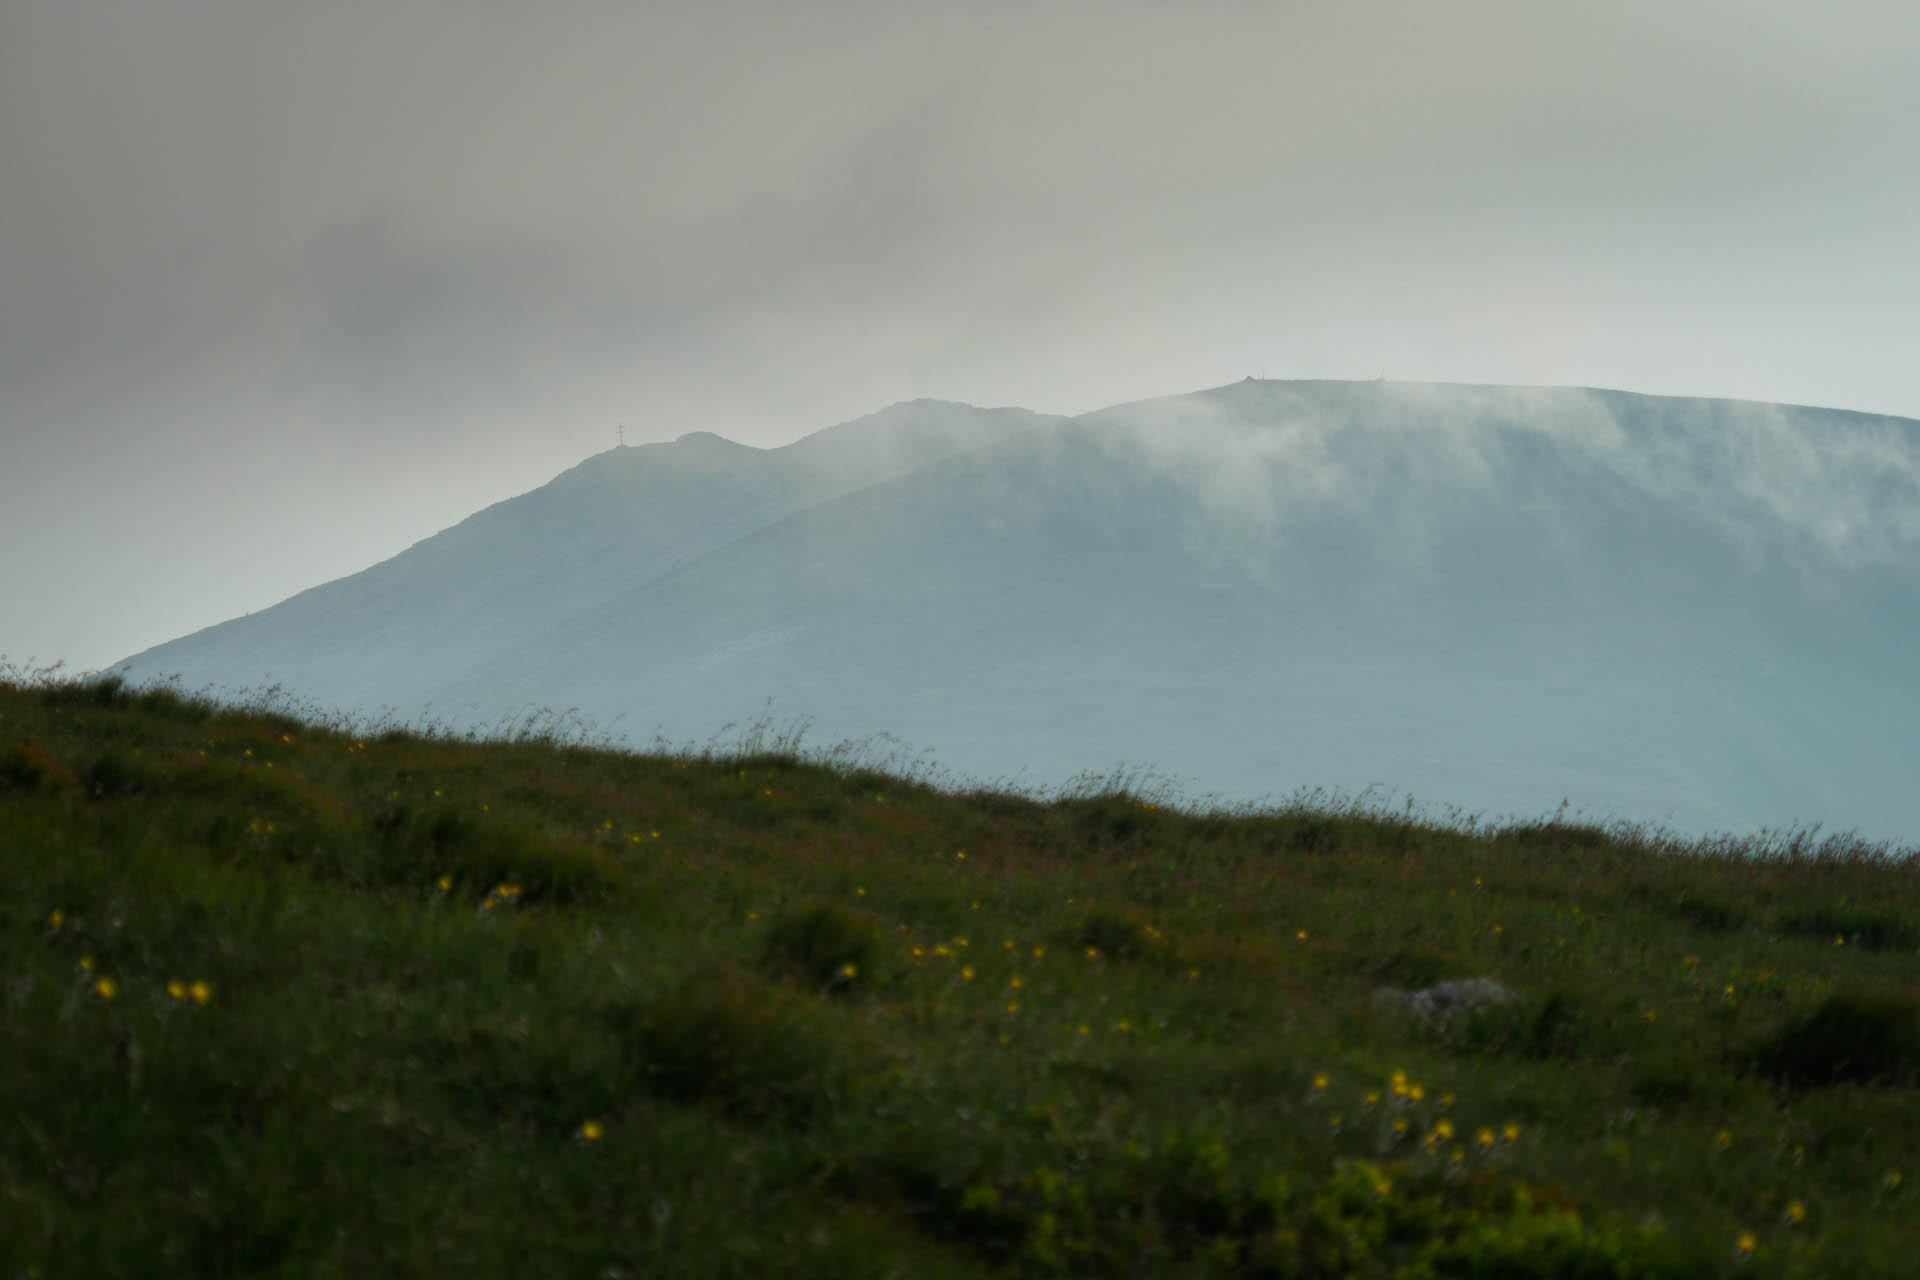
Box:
left=7, top=672, right=1920, bottom=1277
left=116, top=380, right=1920, bottom=841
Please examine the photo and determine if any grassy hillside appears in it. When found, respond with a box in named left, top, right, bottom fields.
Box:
left=4, top=665, right=1919, bottom=1278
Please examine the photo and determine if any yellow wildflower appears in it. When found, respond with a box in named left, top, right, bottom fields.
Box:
left=190, top=981, right=212, bottom=1004
left=579, top=1119, right=604, bottom=1141
left=94, top=977, right=117, bottom=1000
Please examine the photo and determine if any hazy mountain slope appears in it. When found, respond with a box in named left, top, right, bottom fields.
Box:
left=417, top=380, right=1919, bottom=839
left=117, top=400, right=1056, bottom=712
left=118, top=380, right=1920, bottom=841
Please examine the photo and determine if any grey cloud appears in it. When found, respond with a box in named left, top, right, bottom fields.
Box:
left=294, top=210, right=693, bottom=422
left=1077, top=381, right=1920, bottom=581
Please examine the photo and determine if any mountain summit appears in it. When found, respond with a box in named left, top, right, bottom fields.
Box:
left=115, top=381, right=1920, bottom=842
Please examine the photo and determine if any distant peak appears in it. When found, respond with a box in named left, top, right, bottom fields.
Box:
left=674, top=430, right=746, bottom=449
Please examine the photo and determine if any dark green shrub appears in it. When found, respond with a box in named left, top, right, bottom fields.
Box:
left=1747, top=989, right=1920, bottom=1088
left=1460, top=989, right=1591, bottom=1061
left=761, top=901, right=880, bottom=992
left=131, top=684, right=212, bottom=723
left=354, top=803, right=616, bottom=904
left=1074, top=909, right=1176, bottom=968
left=1284, top=816, right=1343, bottom=854
left=1522, top=991, right=1590, bottom=1059
left=624, top=969, right=840, bottom=1120
left=38, top=674, right=129, bottom=709
left=1664, top=894, right=1747, bottom=935
left=1, top=740, right=51, bottom=791
left=1142, top=1130, right=1239, bottom=1250
left=426, top=808, right=478, bottom=853
left=83, top=750, right=150, bottom=799
left=1628, top=1053, right=1750, bottom=1110
left=1369, top=943, right=1465, bottom=990
left=1776, top=904, right=1919, bottom=953
left=1057, top=794, right=1161, bottom=849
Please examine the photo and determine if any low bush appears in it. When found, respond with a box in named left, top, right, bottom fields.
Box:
left=1663, top=894, right=1748, bottom=935
left=1, top=740, right=52, bottom=791
left=83, top=749, right=152, bottom=799
left=760, top=901, right=881, bottom=993
left=1369, top=942, right=1467, bottom=990
left=1746, top=988, right=1920, bottom=1088
left=1072, top=908, right=1177, bottom=968
left=1458, top=988, right=1593, bottom=1061
left=622, top=968, right=842, bottom=1120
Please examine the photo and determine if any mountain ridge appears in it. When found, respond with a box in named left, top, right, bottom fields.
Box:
left=115, top=379, right=1920, bottom=841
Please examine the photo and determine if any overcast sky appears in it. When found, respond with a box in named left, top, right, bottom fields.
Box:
left=5, top=0, right=1918, bottom=673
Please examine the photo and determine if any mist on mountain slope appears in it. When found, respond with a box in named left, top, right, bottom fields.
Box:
left=115, top=380, right=1920, bottom=844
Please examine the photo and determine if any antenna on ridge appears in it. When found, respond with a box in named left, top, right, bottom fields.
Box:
left=616, top=424, right=626, bottom=447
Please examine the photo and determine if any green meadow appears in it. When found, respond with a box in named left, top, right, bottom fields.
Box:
left=4, top=663, right=1919, bottom=1278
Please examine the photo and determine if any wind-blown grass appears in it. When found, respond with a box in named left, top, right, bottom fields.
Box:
left=4, top=659, right=1919, bottom=1277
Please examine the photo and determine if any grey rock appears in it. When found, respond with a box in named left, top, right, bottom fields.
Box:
left=1371, top=977, right=1519, bottom=1029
